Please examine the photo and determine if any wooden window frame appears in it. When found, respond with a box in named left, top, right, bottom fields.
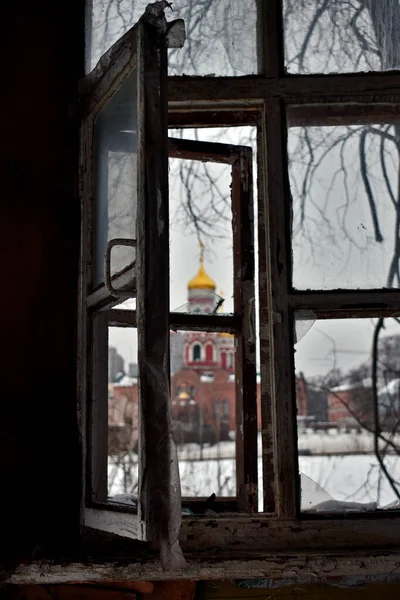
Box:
left=79, top=16, right=177, bottom=544
left=78, top=9, right=261, bottom=547
left=7, top=0, right=400, bottom=586
left=168, top=135, right=258, bottom=514
left=76, top=0, right=400, bottom=563
left=165, top=2, right=400, bottom=553
left=93, top=135, right=259, bottom=517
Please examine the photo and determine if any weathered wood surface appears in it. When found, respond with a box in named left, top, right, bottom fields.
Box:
left=262, top=0, right=283, bottom=77
left=287, top=103, right=400, bottom=127
left=291, top=290, right=400, bottom=316
left=7, top=550, right=400, bottom=584
left=263, top=96, right=299, bottom=519
left=168, top=137, right=244, bottom=163
left=179, top=516, right=400, bottom=552
left=89, top=313, right=109, bottom=503
left=168, top=73, right=400, bottom=108
left=79, top=24, right=140, bottom=117
left=232, top=148, right=258, bottom=512
left=168, top=110, right=259, bottom=128
left=84, top=509, right=144, bottom=541
left=256, top=124, right=275, bottom=514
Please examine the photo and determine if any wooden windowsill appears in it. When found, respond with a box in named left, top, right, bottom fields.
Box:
left=7, top=548, right=400, bottom=585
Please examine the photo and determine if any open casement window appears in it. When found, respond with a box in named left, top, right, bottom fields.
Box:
left=74, top=0, right=400, bottom=568
left=87, top=135, right=258, bottom=528
left=168, top=137, right=257, bottom=513
left=79, top=11, right=186, bottom=548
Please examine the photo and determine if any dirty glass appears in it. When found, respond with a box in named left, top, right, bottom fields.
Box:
left=294, top=315, right=400, bottom=512
left=288, top=123, right=400, bottom=290
left=171, top=329, right=238, bottom=503
left=107, top=323, right=241, bottom=505
left=283, top=0, right=400, bottom=74
left=108, top=326, right=139, bottom=504
left=168, top=154, right=234, bottom=315
left=87, top=0, right=258, bottom=75
left=169, top=126, right=257, bottom=315
left=169, top=126, right=264, bottom=510
left=92, top=69, right=138, bottom=288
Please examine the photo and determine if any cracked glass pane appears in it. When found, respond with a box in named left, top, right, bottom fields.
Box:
left=294, top=315, right=400, bottom=512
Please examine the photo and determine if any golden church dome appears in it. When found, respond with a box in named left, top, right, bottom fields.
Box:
left=187, top=243, right=216, bottom=291
left=188, top=263, right=216, bottom=290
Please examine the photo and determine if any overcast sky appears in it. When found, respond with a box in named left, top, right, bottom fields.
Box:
left=109, top=121, right=400, bottom=382
left=95, top=1, right=400, bottom=383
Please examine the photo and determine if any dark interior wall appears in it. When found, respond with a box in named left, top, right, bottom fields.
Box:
left=0, top=0, right=84, bottom=563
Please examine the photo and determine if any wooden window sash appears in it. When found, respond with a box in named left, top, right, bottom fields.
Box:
left=79, top=14, right=182, bottom=543
left=78, top=0, right=400, bottom=553
left=108, top=137, right=259, bottom=514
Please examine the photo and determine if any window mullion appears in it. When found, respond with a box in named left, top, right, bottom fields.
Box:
left=262, top=0, right=284, bottom=77
left=136, top=23, right=174, bottom=547
left=264, top=96, right=299, bottom=518
left=90, top=311, right=109, bottom=503
left=257, top=124, right=275, bottom=514
left=232, top=149, right=258, bottom=512
left=168, top=74, right=400, bottom=108
left=291, top=290, right=400, bottom=315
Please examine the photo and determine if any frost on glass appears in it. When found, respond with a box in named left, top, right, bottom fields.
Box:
left=288, top=123, right=400, bottom=290
left=283, top=0, right=400, bottom=74
left=294, top=316, right=400, bottom=512
left=92, top=69, right=137, bottom=288
left=87, top=0, right=258, bottom=75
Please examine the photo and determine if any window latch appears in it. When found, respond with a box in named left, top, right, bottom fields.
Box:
left=104, top=238, right=136, bottom=297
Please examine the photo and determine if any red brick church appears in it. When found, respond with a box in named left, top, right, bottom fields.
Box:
left=109, top=250, right=309, bottom=448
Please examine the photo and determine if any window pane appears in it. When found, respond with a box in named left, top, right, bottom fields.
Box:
left=289, top=123, right=400, bottom=290
left=283, top=1, right=400, bottom=74
left=108, top=326, right=139, bottom=504
left=171, top=329, right=238, bottom=500
left=169, top=126, right=257, bottom=314
left=87, top=1, right=147, bottom=71
left=168, top=0, right=258, bottom=76
left=169, top=156, right=234, bottom=315
left=294, top=315, right=400, bottom=512
left=87, top=0, right=258, bottom=75
left=112, top=298, right=137, bottom=310
left=92, top=69, right=137, bottom=288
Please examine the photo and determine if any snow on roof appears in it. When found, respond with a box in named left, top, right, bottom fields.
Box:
left=378, top=378, right=400, bottom=397
left=330, top=378, right=372, bottom=393
left=113, top=375, right=138, bottom=387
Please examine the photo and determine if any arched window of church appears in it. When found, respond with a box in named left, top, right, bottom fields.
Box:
left=214, top=399, right=221, bottom=417
left=223, top=399, right=230, bottom=416
left=192, top=343, right=201, bottom=361
left=205, top=343, right=213, bottom=361
left=221, top=351, right=227, bottom=369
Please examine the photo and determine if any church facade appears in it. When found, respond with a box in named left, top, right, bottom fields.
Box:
left=110, top=252, right=308, bottom=450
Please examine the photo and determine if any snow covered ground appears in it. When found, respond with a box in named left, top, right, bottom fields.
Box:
left=108, top=433, right=400, bottom=511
